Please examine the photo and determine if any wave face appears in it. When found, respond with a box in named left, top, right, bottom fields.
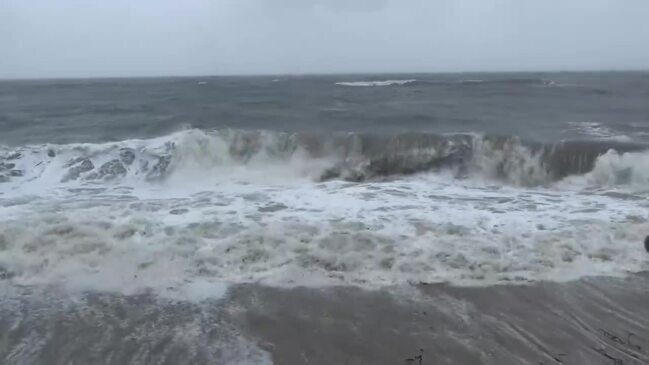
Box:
left=1, top=129, right=647, bottom=188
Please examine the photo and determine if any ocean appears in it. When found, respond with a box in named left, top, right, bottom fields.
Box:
left=1, top=72, right=649, bottom=364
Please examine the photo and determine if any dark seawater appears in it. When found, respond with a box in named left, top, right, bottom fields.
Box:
left=1, top=72, right=649, bottom=145
left=1, top=72, right=649, bottom=364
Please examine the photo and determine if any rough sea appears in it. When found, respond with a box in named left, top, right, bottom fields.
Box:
left=1, top=72, right=649, bottom=364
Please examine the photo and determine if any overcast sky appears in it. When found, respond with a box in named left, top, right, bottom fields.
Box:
left=1, top=0, right=648, bottom=78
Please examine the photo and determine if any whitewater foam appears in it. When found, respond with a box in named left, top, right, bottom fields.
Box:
left=1, top=169, right=648, bottom=296
left=560, top=149, right=649, bottom=188
left=335, top=79, right=417, bottom=87
left=568, top=121, right=632, bottom=141
left=1, top=129, right=648, bottom=300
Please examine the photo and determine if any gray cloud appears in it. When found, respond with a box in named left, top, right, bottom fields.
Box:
left=258, top=0, right=390, bottom=12
left=1, top=0, right=648, bottom=78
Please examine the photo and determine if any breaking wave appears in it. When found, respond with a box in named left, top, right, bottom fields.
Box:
left=1, top=129, right=648, bottom=296
left=1, top=129, right=648, bottom=189
left=335, top=79, right=417, bottom=87
left=458, top=78, right=557, bottom=86
left=334, top=78, right=562, bottom=88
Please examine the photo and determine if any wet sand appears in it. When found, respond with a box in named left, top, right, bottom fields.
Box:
left=231, top=274, right=649, bottom=365
left=2, top=274, right=649, bottom=364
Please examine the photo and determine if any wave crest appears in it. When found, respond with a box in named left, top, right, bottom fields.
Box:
left=1, top=129, right=648, bottom=189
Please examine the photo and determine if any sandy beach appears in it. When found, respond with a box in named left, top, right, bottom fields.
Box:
left=2, top=273, right=649, bottom=364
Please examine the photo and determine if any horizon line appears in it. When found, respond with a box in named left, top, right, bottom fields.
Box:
left=1, top=68, right=649, bottom=82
